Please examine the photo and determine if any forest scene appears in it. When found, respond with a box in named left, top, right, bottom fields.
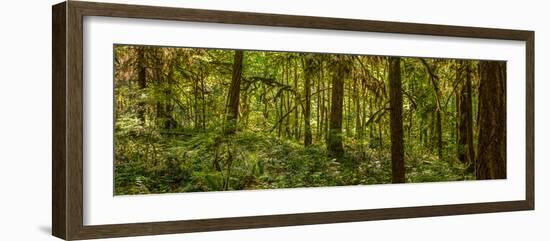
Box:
left=114, top=45, right=506, bottom=195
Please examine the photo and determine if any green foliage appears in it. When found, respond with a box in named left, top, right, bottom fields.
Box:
left=113, top=45, right=483, bottom=195
left=115, top=125, right=472, bottom=194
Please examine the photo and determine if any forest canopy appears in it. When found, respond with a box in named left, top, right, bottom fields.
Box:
left=114, top=45, right=506, bottom=195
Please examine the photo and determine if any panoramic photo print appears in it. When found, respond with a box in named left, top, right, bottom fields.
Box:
left=113, top=45, right=506, bottom=195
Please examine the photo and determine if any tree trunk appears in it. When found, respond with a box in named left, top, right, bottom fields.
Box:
left=389, top=57, right=405, bottom=183
left=458, top=62, right=475, bottom=165
left=436, top=110, right=442, bottom=160
left=136, top=47, right=147, bottom=126
left=200, top=73, right=207, bottom=130
left=225, top=50, right=244, bottom=134
left=293, top=62, right=300, bottom=140
left=163, top=67, right=177, bottom=129
left=328, top=57, right=346, bottom=158
left=316, top=62, right=322, bottom=140
left=346, top=85, right=351, bottom=137
left=476, top=61, right=506, bottom=179
left=354, top=78, right=362, bottom=139
left=408, top=74, right=414, bottom=141
left=420, top=59, right=443, bottom=160
left=283, top=59, right=292, bottom=137
left=362, top=83, right=368, bottom=141
left=193, top=73, right=199, bottom=129
left=303, top=55, right=314, bottom=146
left=154, top=50, right=177, bottom=130
left=325, top=67, right=331, bottom=143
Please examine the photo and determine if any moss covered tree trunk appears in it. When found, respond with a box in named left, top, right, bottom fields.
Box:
left=303, top=55, right=314, bottom=147
left=136, top=47, right=147, bottom=126
left=476, top=61, right=506, bottom=179
left=328, top=57, right=346, bottom=158
left=389, top=57, right=405, bottom=183
left=420, top=59, right=443, bottom=160
left=458, top=62, right=475, bottom=165
left=225, top=50, right=244, bottom=134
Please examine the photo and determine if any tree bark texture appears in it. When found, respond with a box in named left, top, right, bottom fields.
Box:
left=389, top=57, right=405, bottom=183
left=476, top=61, right=506, bottom=179
left=328, top=56, right=347, bottom=158
left=225, top=50, right=244, bottom=134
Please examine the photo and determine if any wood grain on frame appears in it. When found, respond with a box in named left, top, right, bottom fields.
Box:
left=52, top=1, right=535, bottom=240
left=52, top=2, right=67, bottom=239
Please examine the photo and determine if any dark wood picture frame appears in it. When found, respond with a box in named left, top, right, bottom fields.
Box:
left=52, top=1, right=535, bottom=240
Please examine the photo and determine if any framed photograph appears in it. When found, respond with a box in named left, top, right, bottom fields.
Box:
left=52, top=1, right=534, bottom=240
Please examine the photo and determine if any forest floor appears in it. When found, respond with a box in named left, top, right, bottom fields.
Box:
left=114, top=128, right=474, bottom=195
left=115, top=127, right=475, bottom=195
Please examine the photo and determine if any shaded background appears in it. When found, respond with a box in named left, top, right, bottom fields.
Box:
left=0, top=0, right=547, bottom=240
